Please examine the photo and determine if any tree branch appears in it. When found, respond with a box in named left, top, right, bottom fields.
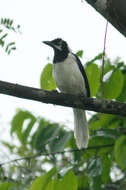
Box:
left=85, top=0, right=126, bottom=37
left=0, top=144, right=114, bottom=166
left=0, top=80, right=126, bottom=116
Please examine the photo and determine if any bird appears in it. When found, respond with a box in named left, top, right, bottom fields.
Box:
left=43, top=38, right=90, bottom=149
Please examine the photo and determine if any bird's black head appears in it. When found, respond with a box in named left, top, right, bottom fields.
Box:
left=43, top=38, right=70, bottom=63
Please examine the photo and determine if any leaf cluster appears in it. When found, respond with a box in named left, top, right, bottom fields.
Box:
left=0, top=18, right=20, bottom=54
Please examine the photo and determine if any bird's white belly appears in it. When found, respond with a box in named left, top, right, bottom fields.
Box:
left=53, top=57, right=86, bottom=95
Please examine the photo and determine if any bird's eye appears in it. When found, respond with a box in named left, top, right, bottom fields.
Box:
left=57, top=41, right=62, bottom=46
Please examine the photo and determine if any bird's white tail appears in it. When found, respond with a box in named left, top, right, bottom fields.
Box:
left=73, top=108, right=89, bottom=149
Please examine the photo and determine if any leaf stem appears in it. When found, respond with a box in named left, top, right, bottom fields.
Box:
left=100, top=21, right=108, bottom=98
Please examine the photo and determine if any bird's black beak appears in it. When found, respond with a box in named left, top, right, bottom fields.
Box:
left=43, top=40, right=62, bottom=51
left=43, top=41, right=53, bottom=47
left=43, top=41, right=57, bottom=50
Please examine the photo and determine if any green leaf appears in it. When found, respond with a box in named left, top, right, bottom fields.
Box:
left=95, top=128, right=119, bottom=139
left=86, top=64, right=101, bottom=97
left=10, top=47, right=16, bottom=50
left=89, top=136, right=114, bottom=146
left=103, top=70, right=124, bottom=99
left=9, top=20, right=13, bottom=26
left=0, top=182, right=9, bottom=190
left=76, top=50, right=83, bottom=58
left=86, top=53, right=103, bottom=65
left=114, top=136, right=126, bottom=170
left=0, top=38, right=4, bottom=47
left=101, top=155, right=112, bottom=184
left=89, top=176, right=102, bottom=190
left=49, top=131, right=72, bottom=152
left=103, top=59, right=115, bottom=75
left=32, top=119, right=61, bottom=150
left=0, top=33, right=8, bottom=40
left=40, top=63, right=56, bottom=90
left=1, top=141, right=15, bottom=153
left=62, top=170, right=77, bottom=190
left=89, top=114, right=104, bottom=130
left=117, top=75, right=126, bottom=102
left=0, top=18, right=19, bottom=32
left=29, top=167, right=56, bottom=190
left=45, top=179, right=54, bottom=190
left=0, top=182, right=17, bottom=190
left=5, top=42, right=15, bottom=52
left=88, top=136, right=114, bottom=155
left=11, top=110, right=36, bottom=144
left=55, top=170, right=78, bottom=190
left=89, top=114, right=119, bottom=130
left=22, top=117, right=36, bottom=145
left=77, top=175, right=89, bottom=189
left=116, top=61, right=124, bottom=69
left=87, top=157, right=102, bottom=177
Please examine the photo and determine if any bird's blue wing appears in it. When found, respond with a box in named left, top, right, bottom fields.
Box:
left=73, top=53, right=90, bottom=97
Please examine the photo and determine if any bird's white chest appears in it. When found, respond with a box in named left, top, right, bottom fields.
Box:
left=52, top=54, right=86, bottom=95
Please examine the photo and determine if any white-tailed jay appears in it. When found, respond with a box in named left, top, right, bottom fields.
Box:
left=43, top=38, right=90, bottom=149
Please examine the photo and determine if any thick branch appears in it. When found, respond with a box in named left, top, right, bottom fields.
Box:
left=85, top=0, right=126, bottom=37
left=0, top=80, right=126, bottom=116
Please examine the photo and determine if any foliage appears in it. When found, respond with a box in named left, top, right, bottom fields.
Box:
left=40, top=63, right=56, bottom=90
left=1, top=53, right=126, bottom=189
left=0, top=18, right=20, bottom=54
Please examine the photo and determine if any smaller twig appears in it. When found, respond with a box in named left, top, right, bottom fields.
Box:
left=100, top=21, right=108, bottom=98
left=0, top=144, right=114, bottom=166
